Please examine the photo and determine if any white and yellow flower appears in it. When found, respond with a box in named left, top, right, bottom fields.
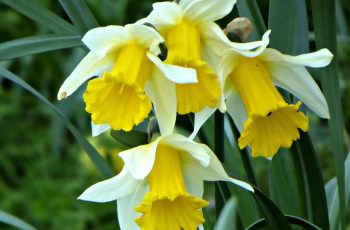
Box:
left=57, top=24, right=197, bottom=136
left=140, top=0, right=266, bottom=114
left=217, top=31, right=333, bottom=158
left=78, top=134, right=253, bottom=230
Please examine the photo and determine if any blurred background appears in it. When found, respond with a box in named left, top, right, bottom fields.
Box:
left=0, top=0, right=350, bottom=229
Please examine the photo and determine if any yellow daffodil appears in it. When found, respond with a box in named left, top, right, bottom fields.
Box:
left=78, top=134, right=253, bottom=230
left=217, top=31, right=333, bottom=158
left=139, top=0, right=265, bottom=114
left=57, top=24, right=197, bottom=136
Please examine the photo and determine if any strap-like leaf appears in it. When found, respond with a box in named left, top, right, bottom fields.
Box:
left=0, top=34, right=83, bottom=60
left=246, top=215, right=322, bottom=230
left=0, top=0, right=76, bottom=34
left=0, top=67, right=114, bottom=178
left=58, top=0, right=99, bottom=34
left=0, top=210, right=36, bottom=230
left=310, top=0, right=346, bottom=228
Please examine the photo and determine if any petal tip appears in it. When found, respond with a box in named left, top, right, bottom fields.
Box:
left=58, top=91, right=67, bottom=100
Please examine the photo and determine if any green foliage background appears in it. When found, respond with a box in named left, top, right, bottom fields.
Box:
left=0, top=0, right=350, bottom=229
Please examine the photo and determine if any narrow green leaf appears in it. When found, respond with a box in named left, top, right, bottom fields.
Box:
left=246, top=215, right=322, bottom=230
left=0, top=34, right=83, bottom=60
left=252, top=187, right=292, bottom=230
left=268, top=0, right=309, bottom=55
left=326, top=152, right=350, bottom=230
left=0, top=0, right=76, bottom=34
left=110, top=130, right=148, bottom=149
left=294, top=133, right=330, bottom=229
left=58, top=0, right=99, bottom=34
left=310, top=0, right=345, bottom=228
left=214, top=198, right=238, bottom=230
left=236, top=0, right=266, bottom=39
left=0, top=67, right=114, bottom=178
left=0, top=210, right=36, bottom=230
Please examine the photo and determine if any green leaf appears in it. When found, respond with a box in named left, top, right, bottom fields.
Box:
left=246, top=215, right=322, bottom=230
left=214, top=198, right=238, bottom=230
left=58, top=0, right=99, bottom=34
left=310, top=0, right=345, bottom=228
left=326, top=152, right=350, bottom=230
left=0, top=210, right=36, bottom=230
left=0, top=0, right=76, bottom=34
left=268, top=0, right=309, bottom=55
left=252, top=187, right=292, bottom=230
left=0, top=67, right=114, bottom=178
left=0, top=34, right=83, bottom=60
left=110, top=130, right=148, bottom=149
left=236, top=0, right=266, bottom=39
left=294, top=133, right=330, bottom=229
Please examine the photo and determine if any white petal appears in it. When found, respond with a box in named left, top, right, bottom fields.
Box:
left=78, top=167, right=139, bottom=202
left=222, top=30, right=271, bottom=58
left=119, top=138, right=161, bottom=180
left=199, top=145, right=254, bottom=192
left=145, top=2, right=183, bottom=31
left=218, top=52, right=240, bottom=95
left=161, top=134, right=210, bottom=167
left=260, top=48, right=333, bottom=68
left=147, top=52, right=197, bottom=83
left=267, top=62, right=329, bottom=118
left=189, top=107, right=216, bottom=140
left=117, top=182, right=149, bottom=230
left=144, top=68, right=176, bottom=135
left=226, top=91, right=247, bottom=131
left=82, top=26, right=132, bottom=58
left=180, top=0, right=236, bottom=23
left=91, top=122, right=110, bottom=137
left=57, top=52, right=115, bottom=100
left=182, top=161, right=204, bottom=198
left=126, top=24, right=164, bottom=56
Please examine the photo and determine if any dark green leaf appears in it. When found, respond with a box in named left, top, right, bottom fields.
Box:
left=0, top=210, right=36, bottom=230
left=251, top=187, right=291, bottom=230
left=0, top=67, right=114, bottom=178
left=0, top=0, right=76, bottom=34
left=246, top=215, right=322, bottom=230
left=0, top=34, right=83, bottom=60
left=310, top=0, right=345, bottom=228
left=110, top=130, right=148, bottom=149
left=294, top=133, right=330, bottom=229
left=58, top=0, right=99, bottom=34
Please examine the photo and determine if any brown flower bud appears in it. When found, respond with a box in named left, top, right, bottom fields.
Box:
left=224, top=17, right=253, bottom=42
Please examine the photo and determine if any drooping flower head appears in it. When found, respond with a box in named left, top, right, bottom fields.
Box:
left=78, top=134, right=253, bottom=230
left=140, top=0, right=256, bottom=114
left=219, top=31, right=333, bottom=158
left=58, top=24, right=196, bottom=136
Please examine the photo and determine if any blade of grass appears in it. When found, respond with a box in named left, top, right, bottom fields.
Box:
left=0, top=0, right=76, bottom=34
left=58, top=0, right=99, bottom=34
left=0, top=210, right=36, bottom=230
left=310, top=0, right=345, bottom=228
left=0, top=67, right=114, bottom=178
left=0, top=34, right=83, bottom=60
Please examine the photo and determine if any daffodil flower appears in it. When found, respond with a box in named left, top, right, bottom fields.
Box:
left=139, top=0, right=266, bottom=114
left=57, top=24, right=197, bottom=136
left=78, top=134, right=253, bottom=230
left=217, top=31, right=333, bottom=158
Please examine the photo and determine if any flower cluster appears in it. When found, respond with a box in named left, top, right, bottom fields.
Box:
left=58, top=0, right=333, bottom=229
